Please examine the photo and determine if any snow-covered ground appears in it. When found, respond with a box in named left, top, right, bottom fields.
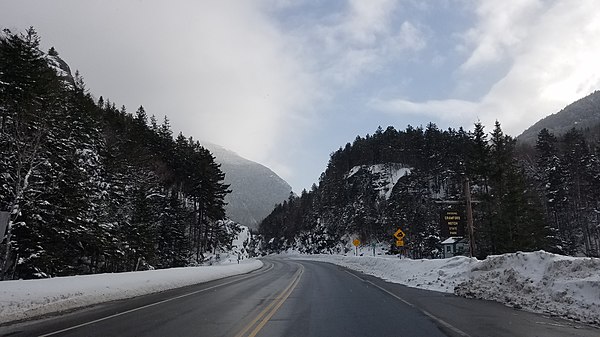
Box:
left=3, top=247, right=598, bottom=327
left=203, top=223, right=255, bottom=264
left=288, top=250, right=600, bottom=326
left=0, top=259, right=262, bottom=324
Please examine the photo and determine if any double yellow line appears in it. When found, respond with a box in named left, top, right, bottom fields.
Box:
left=235, top=263, right=304, bottom=337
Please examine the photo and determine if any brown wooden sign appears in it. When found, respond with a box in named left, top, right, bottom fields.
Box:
left=441, top=209, right=465, bottom=238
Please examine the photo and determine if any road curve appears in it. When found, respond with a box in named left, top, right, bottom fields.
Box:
left=1, top=258, right=598, bottom=337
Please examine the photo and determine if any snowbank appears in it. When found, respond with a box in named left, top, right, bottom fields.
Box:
left=455, top=251, right=600, bottom=325
left=0, top=259, right=262, bottom=324
left=290, top=251, right=600, bottom=326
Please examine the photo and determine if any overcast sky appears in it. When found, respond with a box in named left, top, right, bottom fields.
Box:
left=2, top=0, right=600, bottom=192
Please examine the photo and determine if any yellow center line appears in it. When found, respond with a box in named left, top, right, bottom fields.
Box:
left=38, top=262, right=274, bottom=337
left=235, top=263, right=304, bottom=337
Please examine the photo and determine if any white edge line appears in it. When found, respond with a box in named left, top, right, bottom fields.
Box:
left=39, top=262, right=274, bottom=337
left=344, top=270, right=471, bottom=337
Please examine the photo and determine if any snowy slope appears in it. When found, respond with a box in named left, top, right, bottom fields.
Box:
left=207, top=224, right=256, bottom=264
left=289, top=251, right=600, bottom=326
left=201, top=142, right=292, bottom=228
left=0, top=260, right=262, bottom=324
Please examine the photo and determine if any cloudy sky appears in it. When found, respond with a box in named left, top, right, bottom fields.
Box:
left=2, top=0, right=600, bottom=192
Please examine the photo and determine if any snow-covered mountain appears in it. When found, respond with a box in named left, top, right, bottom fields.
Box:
left=202, top=142, right=292, bottom=229
left=517, top=90, right=600, bottom=144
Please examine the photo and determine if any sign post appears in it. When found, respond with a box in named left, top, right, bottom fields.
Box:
left=393, top=228, right=405, bottom=247
left=353, top=239, right=360, bottom=256
left=464, top=178, right=476, bottom=258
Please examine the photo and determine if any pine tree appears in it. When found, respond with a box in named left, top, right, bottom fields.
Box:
left=561, top=129, right=598, bottom=256
left=0, top=28, right=72, bottom=278
left=1, top=28, right=238, bottom=278
left=535, top=128, right=566, bottom=253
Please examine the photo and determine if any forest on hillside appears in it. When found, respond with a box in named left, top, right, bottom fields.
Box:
left=260, top=120, right=600, bottom=259
left=0, top=29, right=234, bottom=280
left=2, top=28, right=599, bottom=283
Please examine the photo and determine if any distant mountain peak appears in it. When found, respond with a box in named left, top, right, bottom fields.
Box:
left=201, top=142, right=292, bottom=229
left=517, top=90, right=600, bottom=144
left=202, top=141, right=253, bottom=166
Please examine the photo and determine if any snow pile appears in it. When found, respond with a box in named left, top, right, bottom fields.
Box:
left=455, top=251, right=600, bottom=325
left=291, top=253, right=474, bottom=292
left=290, top=251, right=600, bottom=325
left=0, top=259, right=262, bottom=324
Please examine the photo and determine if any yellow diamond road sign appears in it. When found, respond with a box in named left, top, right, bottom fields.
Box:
left=394, top=228, right=405, bottom=240
left=353, top=239, right=360, bottom=247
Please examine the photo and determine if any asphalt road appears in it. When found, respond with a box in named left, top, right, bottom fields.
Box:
left=1, top=258, right=598, bottom=337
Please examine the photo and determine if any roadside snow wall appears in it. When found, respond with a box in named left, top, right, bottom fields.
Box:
left=291, top=251, right=600, bottom=326
left=0, top=260, right=262, bottom=324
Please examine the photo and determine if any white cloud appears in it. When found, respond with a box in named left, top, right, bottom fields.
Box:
left=0, top=0, right=318, bottom=182
left=372, top=97, right=478, bottom=121
left=298, top=0, right=427, bottom=85
left=375, top=0, right=600, bottom=136
left=342, top=0, right=397, bottom=45
left=6, top=0, right=599, bottom=192
left=138, top=1, right=318, bottom=166
left=459, top=0, right=544, bottom=71
left=395, top=21, right=427, bottom=52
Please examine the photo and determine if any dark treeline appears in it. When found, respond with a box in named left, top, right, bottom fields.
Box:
left=0, top=28, right=233, bottom=279
left=530, top=128, right=600, bottom=256
left=260, top=120, right=600, bottom=259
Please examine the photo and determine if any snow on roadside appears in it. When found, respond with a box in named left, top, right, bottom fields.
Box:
left=288, top=253, right=474, bottom=293
left=289, top=251, right=600, bottom=326
left=455, top=251, right=600, bottom=325
left=0, top=259, right=262, bottom=324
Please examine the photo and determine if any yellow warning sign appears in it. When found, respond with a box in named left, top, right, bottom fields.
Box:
left=394, top=228, right=405, bottom=240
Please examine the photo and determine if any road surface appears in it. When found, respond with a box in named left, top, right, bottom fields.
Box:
left=1, top=258, right=598, bottom=337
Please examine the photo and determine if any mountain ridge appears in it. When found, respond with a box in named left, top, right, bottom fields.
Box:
left=517, top=90, right=600, bottom=144
left=201, top=142, right=292, bottom=229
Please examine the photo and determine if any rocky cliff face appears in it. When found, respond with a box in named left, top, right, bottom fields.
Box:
left=46, top=47, right=75, bottom=88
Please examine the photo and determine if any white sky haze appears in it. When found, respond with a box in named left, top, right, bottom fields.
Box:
left=2, top=0, right=600, bottom=192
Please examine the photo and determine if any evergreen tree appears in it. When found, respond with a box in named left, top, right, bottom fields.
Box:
left=1, top=28, right=233, bottom=278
